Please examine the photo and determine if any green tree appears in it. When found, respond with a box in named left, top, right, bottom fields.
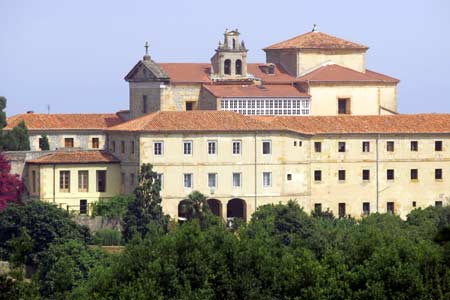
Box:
left=179, top=191, right=218, bottom=229
left=39, top=134, right=50, bottom=150
left=36, top=239, right=105, bottom=300
left=0, top=96, right=6, bottom=150
left=3, top=120, right=30, bottom=151
left=0, top=201, right=90, bottom=267
left=122, top=163, right=169, bottom=241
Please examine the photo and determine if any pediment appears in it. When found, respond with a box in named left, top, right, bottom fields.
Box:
left=124, top=60, right=170, bottom=82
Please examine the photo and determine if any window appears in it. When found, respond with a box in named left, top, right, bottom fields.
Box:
left=314, top=142, right=322, bottom=153
left=314, top=170, right=322, bottom=182
left=143, top=95, right=148, bottom=114
left=156, top=173, right=164, bottom=189
left=78, top=170, right=89, bottom=192
left=386, top=141, right=394, bottom=152
left=96, top=170, right=106, bottom=192
left=412, top=201, right=417, bottom=208
left=263, top=172, right=272, bottom=187
left=232, top=140, right=241, bottom=155
left=362, top=169, right=370, bottom=181
left=186, top=102, right=193, bottom=111
left=298, top=141, right=302, bottom=147
left=79, top=200, right=87, bottom=215
left=183, top=173, right=193, bottom=188
left=362, top=141, right=370, bottom=152
left=387, top=202, right=395, bottom=214
left=208, top=141, right=217, bottom=155
left=262, top=140, right=271, bottom=155
left=220, top=98, right=310, bottom=116
left=121, top=141, right=125, bottom=154
left=294, top=141, right=297, bottom=146
left=314, top=203, right=322, bottom=214
left=338, top=98, right=350, bottom=114
left=131, top=141, right=135, bottom=154
left=338, top=170, right=346, bottom=181
left=130, top=173, right=135, bottom=186
left=232, top=172, right=241, bottom=188
left=338, top=203, right=346, bottom=218
left=363, top=202, right=370, bottom=216
left=224, top=59, right=231, bottom=75
left=111, top=141, right=116, bottom=152
left=236, top=59, right=242, bottom=75
left=208, top=173, right=217, bottom=188
left=410, top=141, right=418, bottom=151
left=92, top=138, right=99, bottom=149
left=32, top=170, right=37, bottom=193
left=154, top=141, right=163, bottom=155
left=38, top=138, right=44, bottom=150
left=287, top=173, right=292, bottom=181
left=338, top=142, right=346, bottom=152
left=435, top=201, right=443, bottom=207
left=435, top=140, right=443, bottom=151
left=64, top=138, right=74, bottom=148
left=410, top=169, right=418, bottom=180
left=387, top=169, right=395, bottom=180
left=435, top=168, right=443, bottom=180
left=183, top=141, right=193, bottom=155
left=60, top=171, right=70, bottom=193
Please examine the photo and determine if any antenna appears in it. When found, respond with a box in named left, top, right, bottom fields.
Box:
left=47, top=104, right=50, bottom=114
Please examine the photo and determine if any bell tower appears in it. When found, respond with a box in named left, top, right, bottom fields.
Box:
left=211, top=29, right=249, bottom=81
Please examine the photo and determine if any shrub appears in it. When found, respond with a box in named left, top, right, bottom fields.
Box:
left=91, top=229, right=122, bottom=246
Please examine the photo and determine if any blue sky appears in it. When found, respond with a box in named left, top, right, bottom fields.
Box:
left=1, top=0, right=449, bottom=116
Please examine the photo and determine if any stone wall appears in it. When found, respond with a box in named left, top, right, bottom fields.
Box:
left=73, top=215, right=122, bottom=232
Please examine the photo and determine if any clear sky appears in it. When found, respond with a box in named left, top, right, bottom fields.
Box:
left=1, top=0, right=449, bottom=116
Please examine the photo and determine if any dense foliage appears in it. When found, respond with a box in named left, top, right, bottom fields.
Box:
left=91, top=194, right=134, bottom=219
left=0, top=201, right=90, bottom=266
left=1, top=197, right=450, bottom=299
left=70, top=202, right=450, bottom=300
left=2, top=120, right=30, bottom=151
left=0, top=152, right=25, bottom=210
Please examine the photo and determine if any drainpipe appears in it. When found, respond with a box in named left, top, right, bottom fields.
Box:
left=376, top=134, right=380, bottom=213
left=53, top=164, right=56, bottom=203
left=254, top=131, right=257, bottom=214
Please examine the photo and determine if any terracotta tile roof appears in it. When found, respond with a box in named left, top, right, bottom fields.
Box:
left=297, top=64, right=399, bottom=83
left=107, top=111, right=283, bottom=132
left=202, top=84, right=309, bottom=98
left=264, top=31, right=368, bottom=50
left=27, top=150, right=120, bottom=164
left=252, top=114, right=450, bottom=134
left=159, top=63, right=211, bottom=83
left=157, top=63, right=297, bottom=84
left=5, top=113, right=124, bottom=131
left=108, top=111, right=450, bottom=135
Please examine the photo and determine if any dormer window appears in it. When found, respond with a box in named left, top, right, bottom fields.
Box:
left=224, top=59, right=231, bottom=75
left=267, top=64, right=275, bottom=75
left=236, top=60, right=242, bottom=75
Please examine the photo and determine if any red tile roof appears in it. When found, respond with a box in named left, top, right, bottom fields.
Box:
left=107, top=111, right=450, bottom=135
left=202, top=84, right=309, bottom=98
left=27, top=150, right=120, bottom=164
left=107, top=111, right=284, bottom=133
left=264, top=31, right=368, bottom=50
left=159, top=63, right=211, bottom=83
left=5, top=113, right=124, bottom=131
left=247, top=64, right=296, bottom=83
left=297, top=64, right=399, bottom=83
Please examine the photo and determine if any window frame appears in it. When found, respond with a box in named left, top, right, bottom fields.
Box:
left=362, top=202, right=370, bottom=216
left=156, top=173, right=164, bottom=189
left=338, top=170, right=346, bottom=182
left=154, top=141, right=164, bottom=156
left=183, top=173, right=193, bottom=189
left=314, top=142, right=322, bottom=153
left=262, top=172, right=272, bottom=187
left=207, top=140, right=217, bottom=155
left=64, top=137, right=74, bottom=148
left=262, top=140, right=272, bottom=155
left=338, top=142, right=346, bottom=153
left=232, top=172, right=242, bottom=188
left=435, top=140, right=443, bottom=151
left=78, top=170, right=89, bottom=192
left=96, top=170, right=107, bottom=193
left=362, top=141, right=370, bottom=153
left=59, top=170, right=70, bottom=193
left=183, top=140, right=193, bottom=156
left=387, top=169, right=395, bottom=181
left=314, top=170, right=322, bottom=182
left=232, top=140, right=241, bottom=155
left=435, top=168, right=443, bottom=180
left=362, top=169, right=370, bottom=181
left=79, top=199, right=88, bottom=215
left=208, top=173, right=217, bottom=189
left=386, top=141, right=395, bottom=152
left=92, top=137, right=100, bottom=149
left=410, top=141, right=418, bottom=152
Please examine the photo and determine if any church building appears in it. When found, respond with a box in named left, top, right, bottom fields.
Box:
left=5, top=27, right=449, bottom=221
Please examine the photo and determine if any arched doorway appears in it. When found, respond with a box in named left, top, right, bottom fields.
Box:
left=235, top=59, right=242, bottom=75
left=207, top=199, right=222, bottom=218
left=178, top=199, right=189, bottom=222
left=227, top=198, right=246, bottom=221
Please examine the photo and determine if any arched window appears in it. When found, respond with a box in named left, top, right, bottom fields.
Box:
left=232, top=38, right=236, bottom=49
left=224, top=59, right=231, bottom=75
left=235, top=59, right=242, bottom=75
